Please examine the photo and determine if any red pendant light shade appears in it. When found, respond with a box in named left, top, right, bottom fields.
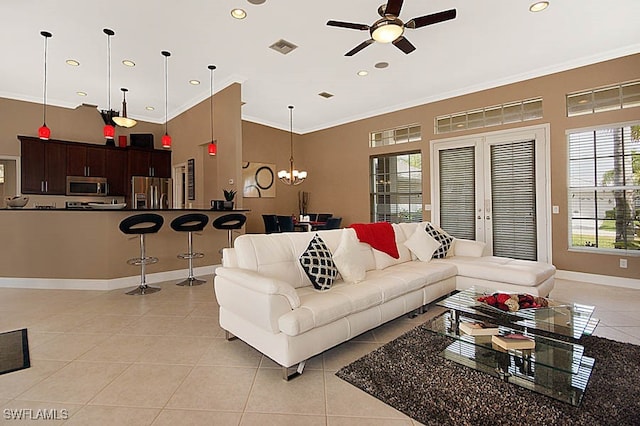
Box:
left=38, top=125, right=51, bottom=140
left=161, top=50, right=171, bottom=149
left=208, top=65, right=217, bottom=156
left=103, top=124, right=115, bottom=139
left=208, top=142, right=217, bottom=156
left=162, top=133, right=172, bottom=149
left=38, top=31, right=52, bottom=140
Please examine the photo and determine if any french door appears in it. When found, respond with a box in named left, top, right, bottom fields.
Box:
left=431, top=125, right=551, bottom=262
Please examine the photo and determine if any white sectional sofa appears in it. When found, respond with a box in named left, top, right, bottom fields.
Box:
left=214, top=222, right=555, bottom=379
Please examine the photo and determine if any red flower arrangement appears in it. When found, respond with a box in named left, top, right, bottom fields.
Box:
left=477, top=292, right=548, bottom=312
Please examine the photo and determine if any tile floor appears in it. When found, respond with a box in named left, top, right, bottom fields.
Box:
left=0, top=278, right=639, bottom=425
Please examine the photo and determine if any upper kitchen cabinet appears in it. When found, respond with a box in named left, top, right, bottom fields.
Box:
left=66, top=144, right=106, bottom=177
left=128, top=147, right=171, bottom=178
left=19, top=136, right=67, bottom=194
left=105, top=148, right=127, bottom=196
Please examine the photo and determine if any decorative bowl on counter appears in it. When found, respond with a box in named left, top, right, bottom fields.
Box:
left=6, top=196, right=29, bottom=208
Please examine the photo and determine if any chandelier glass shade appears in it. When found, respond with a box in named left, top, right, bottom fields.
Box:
left=38, top=31, right=52, bottom=140
left=278, top=105, right=307, bottom=185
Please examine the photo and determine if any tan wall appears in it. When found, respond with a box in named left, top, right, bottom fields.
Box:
left=296, top=53, right=640, bottom=279
left=241, top=120, right=303, bottom=233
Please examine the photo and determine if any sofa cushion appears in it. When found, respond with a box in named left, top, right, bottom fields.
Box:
left=373, top=224, right=413, bottom=270
left=299, top=234, right=338, bottom=291
left=404, top=223, right=442, bottom=261
left=452, top=238, right=486, bottom=257
left=425, top=223, right=454, bottom=258
left=332, top=230, right=366, bottom=283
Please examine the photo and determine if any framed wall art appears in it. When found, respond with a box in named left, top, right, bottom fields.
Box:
left=242, top=162, right=276, bottom=198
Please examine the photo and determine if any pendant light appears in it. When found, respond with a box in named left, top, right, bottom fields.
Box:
left=207, top=65, right=217, bottom=156
left=277, top=105, right=307, bottom=185
left=102, top=28, right=115, bottom=142
left=38, top=31, right=52, bottom=140
left=112, top=87, right=137, bottom=128
left=161, top=50, right=171, bottom=149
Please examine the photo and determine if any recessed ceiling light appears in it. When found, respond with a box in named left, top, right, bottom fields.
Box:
left=374, top=62, right=389, bottom=69
left=247, top=0, right=265, bottom=4
left=231, top=8, right=247, bottom=19
left=122, top=60, right=135, bottom=67
left=66, top=59, right=80, bottom=66
left=357, top=70, right=368, bottom=76
left=145, top=106, right=155, bottom=111
left=76, top=91, right=87, bottom=96
left=189, top=80, right=200, bottom=85
left=529, top=1, right=549, bottom=12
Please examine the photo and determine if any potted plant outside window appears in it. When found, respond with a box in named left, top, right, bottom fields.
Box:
left=223, top=189, right=236, bottom=210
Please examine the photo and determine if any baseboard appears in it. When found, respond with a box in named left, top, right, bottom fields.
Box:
left=0, top=265, right=220, bottom=291
left=556, top=270, right=640, bottom=290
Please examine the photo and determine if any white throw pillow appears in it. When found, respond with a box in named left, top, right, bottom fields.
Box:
left=404, top=226, right=442, bottom=262
left=332, top=230, right=366, bottom=283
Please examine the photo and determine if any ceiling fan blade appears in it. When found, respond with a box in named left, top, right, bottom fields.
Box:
left=406, top=9, right=457, bottom=29
left=345, top=39, right=375, bottom=56
left=327, top=20, right=370, bottom=31
left=392, top=36, right=416, bottom=54
left=383, top=0, right=404, bottom=17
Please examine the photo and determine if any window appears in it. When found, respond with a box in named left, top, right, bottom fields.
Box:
left=567, top=80, right=640, bottom=117
left=370, top=124, right=421, bottom=147
left=371, top=152, right=422, bottom=223
left=568, top=123, right=640, bottom=252
left=435, top=98, right=543, bottom=134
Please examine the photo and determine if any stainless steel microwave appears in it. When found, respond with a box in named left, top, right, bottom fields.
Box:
left=66, top=176, right=108, bottom=196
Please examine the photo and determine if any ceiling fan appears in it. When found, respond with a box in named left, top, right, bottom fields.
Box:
left=326, top=0, right=457, bottom=56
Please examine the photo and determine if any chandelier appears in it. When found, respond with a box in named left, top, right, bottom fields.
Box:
left=277, top=105, right=307, bottom=185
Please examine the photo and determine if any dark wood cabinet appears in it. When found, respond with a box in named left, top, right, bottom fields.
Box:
left=19, top=136, right=171, bottom=197
left=128, top=148, right=171, bottom=178
left=19, top=136, right=67, bottom=194
left=66, top=145, right=106, bottom=177
left=105, top=148, right=127, bottom=196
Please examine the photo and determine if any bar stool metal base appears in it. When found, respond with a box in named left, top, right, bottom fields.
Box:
left=176, top=277, right=207, bottom=287
left=126, top=284, right=161, bottom=295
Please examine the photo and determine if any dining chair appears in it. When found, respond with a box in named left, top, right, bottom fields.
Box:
left=305, top=213, right=318, bottom=221
left=262, top=214, right=280, bottom=234
left=317, top=213, right=332, bottom=223
left=276, top=215, right=295, bottom=232
left=321, top=217, right=342, bottom=230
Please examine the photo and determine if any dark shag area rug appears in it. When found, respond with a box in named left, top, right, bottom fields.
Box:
left=336, top=322, right=640, bottom=426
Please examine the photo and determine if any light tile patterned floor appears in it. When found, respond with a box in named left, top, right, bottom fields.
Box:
left=0, top=278, right=638, bottom=425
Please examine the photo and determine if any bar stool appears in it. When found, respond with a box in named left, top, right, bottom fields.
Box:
left=119, top=213, right=164, bottom=295
left=212, top=213, right=247, bottom=249
left=170, top=213, right=209, bottom=286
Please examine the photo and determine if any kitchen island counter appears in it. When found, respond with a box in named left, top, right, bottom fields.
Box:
left=0, top=209, right=250, bottom=290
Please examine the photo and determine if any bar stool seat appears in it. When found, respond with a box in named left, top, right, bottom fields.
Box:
left=119, top=213, right=164, bottom=295
left=212, top=213, right=247, bottom=250
left=170, top=213, right=209, bottom=286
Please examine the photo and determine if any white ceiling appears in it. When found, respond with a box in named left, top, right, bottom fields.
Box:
left=1, top=0, right=639, bottom=134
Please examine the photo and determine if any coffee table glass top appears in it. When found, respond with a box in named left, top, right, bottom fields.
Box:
left=437, top=287, right=599, bottom=340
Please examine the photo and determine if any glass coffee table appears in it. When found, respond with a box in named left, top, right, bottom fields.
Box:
left=426, top=287, right=600, bottom=406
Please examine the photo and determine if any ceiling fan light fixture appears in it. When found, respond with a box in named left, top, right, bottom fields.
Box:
left=371, top=19, right=403, bottom=43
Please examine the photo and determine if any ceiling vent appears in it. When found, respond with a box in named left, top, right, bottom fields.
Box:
left=269, top=39, right=298, bottom=55
left=318, top=92, right=334, bottom=99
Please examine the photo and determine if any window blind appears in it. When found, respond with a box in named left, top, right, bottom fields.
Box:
left=439, top=146, right=475, bottom=239
left=490, top=140, right=537, bottom=261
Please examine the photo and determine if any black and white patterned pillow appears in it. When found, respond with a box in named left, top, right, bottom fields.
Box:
left=424, top=223, right=454, bottom=259
left=299, top=234, right=338, bottom=291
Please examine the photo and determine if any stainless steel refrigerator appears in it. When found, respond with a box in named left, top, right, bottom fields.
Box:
left=131, top=176, right=172, bottom=209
